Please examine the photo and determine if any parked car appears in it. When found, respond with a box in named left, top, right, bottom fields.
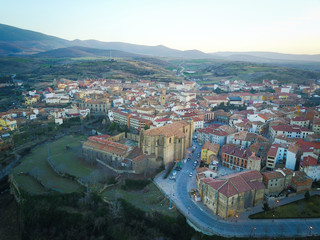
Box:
left=189, top=172, right=193, bottom=177
left=169, top=175, right=176, bottom=181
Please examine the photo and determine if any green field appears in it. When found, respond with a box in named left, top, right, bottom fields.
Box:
left=11, top=135, right=90, bottom=194
left=250, top=195, right=320, bottom=219
left=10, top=135, right=176, bottom=218
left=102, top=183, right=178, bottom=217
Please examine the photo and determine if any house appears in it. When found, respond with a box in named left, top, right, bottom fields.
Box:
left=266, top=144, right=288, bottom=170
left=312, top=119, right=320, bottom=134
left=291, top=171, right=312, bottom=193
left=198, top=170, right=265, bottom=218
left=270, top=125, right=314, bottom=139
left=78, top=98, right=110, bottom=113
left=201, top=142, right=220, bottom=165
left=196, top=167, right=218, bottom=186
left=192, top=117, right=204, bottom=131
left=221, top=144, right=261, bottom=171
left=226, top=131, right=269, bottom=148
left=290, top=116, right=310, bottom=128
left=197, top=127, right=229, bottom=146
left=129, top=116, right=152, bottom=131
left=228, top=96, right=243, bottom=105
left=214, top=110, right=231, bottom=124
left=247, top=113, right=268, bottom=123
left=262, top=168, right=311, bottom=195
left=113, top=110, right=132, bottom=127
left=262, top=171, right=285, bottom=195
left=83, top=135, right=147, bottom=174
left=0, top=118, right=18, bottom=131
left=24, top=96, right=38, bottom=105
left=285, top=143, right=299, bottom=170
left=300, top=155, right=320, bottom=181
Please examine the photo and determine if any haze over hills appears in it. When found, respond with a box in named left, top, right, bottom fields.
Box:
left=210, top=51, right=320, bottom=63
left=1, top=23, right=320, bottom=62
left=34, top=46, right=143, bottom=59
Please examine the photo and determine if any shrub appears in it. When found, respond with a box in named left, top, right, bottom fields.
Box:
left=121, top=179, right=150, bottom=191
left=163, top=162, right=175, bottom=179
left=305, top=190, right=311, bottom=201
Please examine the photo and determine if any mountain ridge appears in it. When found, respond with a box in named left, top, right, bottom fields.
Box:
left=1, top=23, right=320, bottom=62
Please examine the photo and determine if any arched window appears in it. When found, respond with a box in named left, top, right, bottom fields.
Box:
left=169, top=138, right=171, bottom=143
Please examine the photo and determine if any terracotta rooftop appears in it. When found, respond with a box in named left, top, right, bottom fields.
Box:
left=292, top=116, right=309, bottom=122
left=267, top=144, right=280, bottom=157
left=84, top=136, right=130, bottom=156
left=202, top=142, right=220, bottom=153
left=262, top=171, right=285, bottom=180
left=144, top=121, right=189, bottom=138
left=221, top=144, right=252, bottom=160
left=201, top=170, right=264, bottom=198
left=301, top=155, right=318, bottom=167
left=272, top=124, right=313, bottom=133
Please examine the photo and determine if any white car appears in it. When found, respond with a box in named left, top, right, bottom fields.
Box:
left=189, top=172, right=193, bottom=177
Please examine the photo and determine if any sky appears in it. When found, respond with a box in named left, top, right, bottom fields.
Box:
left=1, top=0, right=320, bottom=54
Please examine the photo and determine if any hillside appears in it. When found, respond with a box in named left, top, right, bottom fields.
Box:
left=34, top=46, right=143, bottom=58
left=1, top=23, right=320, bottom=63
left=210, top=51, right=320, bottom=63
left=169, top=59, right=320, bottom=85
left=0, top=24, right=210, bottom=59
left=0, top=56, right=180, bottom=85
left=0, top=24, right=70, bottom=55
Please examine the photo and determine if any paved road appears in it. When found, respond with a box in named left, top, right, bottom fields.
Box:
left=154, top=140, right=320, bottom=238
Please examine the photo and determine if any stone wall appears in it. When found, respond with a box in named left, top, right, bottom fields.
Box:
left=107, top=132, right=125, bottom=142
left=127, top=132, right=140, bottom=142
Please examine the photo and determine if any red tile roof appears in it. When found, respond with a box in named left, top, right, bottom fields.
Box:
left=201, top=170, right=264, bottom=198
left=221, top=144, right=252, bottom=160
left=272, top=125, right=313, bottom=133
left=301, top=156, right=318, bottom=167
left=267, top=144, right=280, bottom=157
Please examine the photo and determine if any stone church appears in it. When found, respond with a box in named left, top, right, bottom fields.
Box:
left=139, top=121, right=193, bottom=168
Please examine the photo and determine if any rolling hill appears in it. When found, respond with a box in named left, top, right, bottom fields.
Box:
left=210, top=51, right=320, bottom=63
left=34, top=46, right=142, bottom=58
left=1, top=23, right=320, bottom=62
left=0, top=24, right=210, bottom=58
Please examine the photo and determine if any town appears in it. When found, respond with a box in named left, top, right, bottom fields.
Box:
left=1, top=75, right=320, bottom=238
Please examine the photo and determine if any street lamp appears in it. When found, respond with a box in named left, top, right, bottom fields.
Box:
left=309, top=226, right=313, bottom=236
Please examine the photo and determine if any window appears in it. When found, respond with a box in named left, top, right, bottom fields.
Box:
left=169, top=138, right=171, bottom=143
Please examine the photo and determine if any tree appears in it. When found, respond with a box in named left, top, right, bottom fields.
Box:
left=305, top=190, right=311, bottom=201
left=263, top=202, right=270, bottom=212
left=144, top=125, right=149, bottom=130
left=250, top=89, right=256, bottom=94
left=108, top=122, right=116, bottom=131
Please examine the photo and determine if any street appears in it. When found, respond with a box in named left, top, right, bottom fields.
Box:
left=154, top=140, right=320, bottom=238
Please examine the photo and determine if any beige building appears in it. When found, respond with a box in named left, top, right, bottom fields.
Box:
left=82, top=135, right=147, bottom=174
left=78, top=98, right=110, bottom=113
left=198, top=170, right=265, bottom=218
left=262, top=171, right=285, bottom=195
left=313, top=119, right=320, bottom=134
left=247, top=153, right=262, bottom=171
left=201, top=142, right=220, bottom=165
left=290, top=116, right=310, bottom=128
left=139, top=121, right=193, bottom=168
